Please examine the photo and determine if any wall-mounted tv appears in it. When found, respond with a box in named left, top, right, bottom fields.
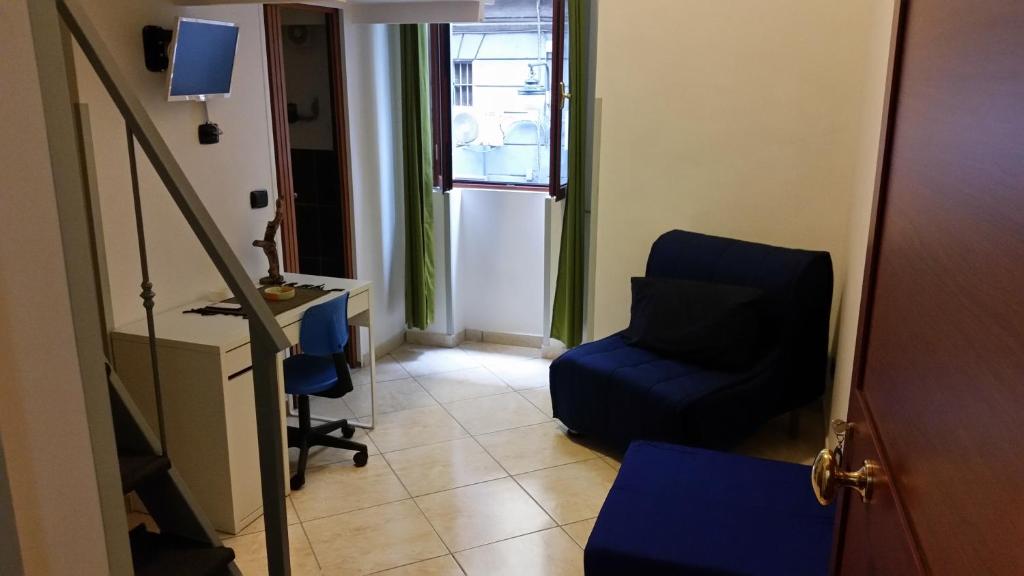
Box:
left=167, top=17, right=240, bottom=102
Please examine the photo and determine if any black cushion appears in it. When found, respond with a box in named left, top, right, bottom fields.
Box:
left=623, top=276, right=764, bottom=370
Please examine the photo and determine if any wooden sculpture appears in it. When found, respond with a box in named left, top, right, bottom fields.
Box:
left=254, top=196, right=285, bottom=286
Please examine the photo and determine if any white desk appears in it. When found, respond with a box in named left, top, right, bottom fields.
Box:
left=111, top=273, right=376, bottom=534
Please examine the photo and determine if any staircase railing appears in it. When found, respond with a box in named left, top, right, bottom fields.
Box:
left=30, top=0, right=294, bottom=573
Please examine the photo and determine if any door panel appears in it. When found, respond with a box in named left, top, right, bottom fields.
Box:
left=835, top=0, right=1024, bottom=569
left=837, top=0, right=1024, bottom=574
left=835, top=397, right=919, bottom=575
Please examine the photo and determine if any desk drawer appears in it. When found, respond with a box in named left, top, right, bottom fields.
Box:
left=223, top=344, right=252, bottom=379
left=283, top=321, right=300, bottom=347
left=349, top=289, right=369, bottom=316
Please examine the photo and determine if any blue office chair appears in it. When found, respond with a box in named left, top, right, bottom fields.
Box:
left=285, top=292, right=368, bottom=490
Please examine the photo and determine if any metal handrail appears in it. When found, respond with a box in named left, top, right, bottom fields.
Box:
left=54, top=0, right=293, bottom=573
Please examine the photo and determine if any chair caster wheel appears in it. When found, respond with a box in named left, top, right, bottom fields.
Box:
left=290, top=474, right=305, bottom=491
left=353, top=451, right=368, bottom=467
left=341, top=423, right=356, bottom=439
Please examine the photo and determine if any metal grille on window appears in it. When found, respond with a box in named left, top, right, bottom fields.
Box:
left=453, top=60, right=473, bottom=107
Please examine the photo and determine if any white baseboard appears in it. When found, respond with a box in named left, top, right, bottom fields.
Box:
left=359, top=330, right=406, bottom=365
left=377, top=331, right=407, bottom=356
left=465, top=329, right=544, bottom=349
left=542, top=339, right=567, bottom=359
left=404, top=328, right=555, bottom=352
left=405, top=329, right=465, bottom=348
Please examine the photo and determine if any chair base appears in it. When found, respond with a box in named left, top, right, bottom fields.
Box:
left=288, top=395, right=368, bottom=490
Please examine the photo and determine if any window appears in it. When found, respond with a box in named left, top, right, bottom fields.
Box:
left=452, top=60, right=473, bottom=106
left=431, top=0, right=570, bottom=196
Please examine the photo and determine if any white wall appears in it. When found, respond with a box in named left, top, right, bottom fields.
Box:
left=74, top=2, right=278, bottom=329
left=70, top=1, right=406, bottom=350
left=347, top=22, right=407, bottom=350
left=456, top=190, right=548, bottom=337
left=829, top=0, right=897, bottom=427
left=0, top=1, right=109, bottom=572
left=590, top=0, right=891, bottom=343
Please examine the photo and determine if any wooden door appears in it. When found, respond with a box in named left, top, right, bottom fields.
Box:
left=265, top=5, right=360, bottom=365
left=833, top=1, right=1024, bottom=574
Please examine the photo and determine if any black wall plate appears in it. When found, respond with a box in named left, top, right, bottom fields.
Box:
left=250, top=190, right=269, bottom=209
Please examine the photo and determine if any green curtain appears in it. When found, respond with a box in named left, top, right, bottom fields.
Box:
left=401, top=24, right=435, bottom=330
left=551, top=0, right=588, bottom=347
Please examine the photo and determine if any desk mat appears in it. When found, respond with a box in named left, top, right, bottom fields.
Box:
left=184, top=284, right=342, bottom=318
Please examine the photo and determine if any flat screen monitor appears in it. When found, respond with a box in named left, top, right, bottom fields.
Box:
left=167, top=17, right=240, bottom=101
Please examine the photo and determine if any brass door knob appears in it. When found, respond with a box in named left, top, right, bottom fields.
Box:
left=811, top=449, right=879, bottom=505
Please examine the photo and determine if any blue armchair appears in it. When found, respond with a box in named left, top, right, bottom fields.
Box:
left=550, top=230, right=833, bottom=450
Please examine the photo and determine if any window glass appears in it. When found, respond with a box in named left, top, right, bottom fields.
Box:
left=558, top=0, right=569, bottom=186
left=450, top=0, right=554, bottom=186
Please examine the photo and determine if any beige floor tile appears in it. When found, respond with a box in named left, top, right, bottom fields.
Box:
left=455, top=527, right=584, bottom=576
left=288, top=428, right=380, bottom=472
left=417, top=368, right=511, bottom=403
left=305, top=500, right=447, bottom=576
left=475, top=422, right=596, bottom=475
left=290, top=456, right=409, bottom=522
left=517, top=388, right=553, bottom=417
left=415, top=477, right=555, bottom=552
left=223, top=524, right=321, bottom=576
left=600, top=456, right=621, bottom=471
left=369, top=405, right=469, bottom=453
left=232, top=496, right=301, bottom=537
left=371, top=555, right=464, bottom=576
left=487, top=357, right=551, bottom=390
left=445, top=393, right=549, bottom=435
left=345, top=378, right=438, bottom=417
left=561, top=519, right=597, bottom=549
left=515, top=459, right=616, bottom=525
left=391, top=345, right=480, bottom=377
left=384, top=438, right=507, bottom=497
left=352, top=355, right=411, bottom=386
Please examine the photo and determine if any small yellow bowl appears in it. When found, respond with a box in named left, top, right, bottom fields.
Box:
left=263, top=286, right=296, bottom=301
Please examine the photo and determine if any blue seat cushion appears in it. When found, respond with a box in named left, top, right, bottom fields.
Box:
left=586, top=442, right=835, bottom=576
left=550, top=333, right=779, bottom=450
left=284, top=354, right=338, bottom=396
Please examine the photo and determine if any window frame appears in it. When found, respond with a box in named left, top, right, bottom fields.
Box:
left=429, top=0, right=568, bottom=198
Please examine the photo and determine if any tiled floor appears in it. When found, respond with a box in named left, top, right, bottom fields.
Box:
left=210, top=341, right=824, bottom=575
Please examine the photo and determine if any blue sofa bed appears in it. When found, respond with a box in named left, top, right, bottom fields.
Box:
left=550, top=230, right=832, bottom=450
left=586, top=441, right=835, bottom=575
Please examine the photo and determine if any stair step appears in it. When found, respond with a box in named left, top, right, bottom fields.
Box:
left=118, top=453, right=171, bottom=494
left=129, top=525, right=235, bottom=576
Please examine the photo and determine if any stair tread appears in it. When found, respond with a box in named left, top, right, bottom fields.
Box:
left=129, top=526, right=235, bottom=576
left=118, top=452, right=171, bottom=494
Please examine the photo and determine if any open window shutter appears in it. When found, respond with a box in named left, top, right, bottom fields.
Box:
left=429, top=24, right=453, bottom=192
left=549, top=0, right=569, bottom=198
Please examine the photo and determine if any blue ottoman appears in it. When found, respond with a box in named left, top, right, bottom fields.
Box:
left=586, top=442, right=835, bottom=576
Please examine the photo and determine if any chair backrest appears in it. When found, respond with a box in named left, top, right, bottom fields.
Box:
left=645, top=229, right=833, bottom=406
left=298, top=292, right=349, bottom=357
left=646, top=230, right=831, bottom=307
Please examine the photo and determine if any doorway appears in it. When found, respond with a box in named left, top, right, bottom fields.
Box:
left=265, top=4, right=359, bottom=362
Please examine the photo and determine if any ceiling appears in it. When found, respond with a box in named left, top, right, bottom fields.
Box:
left=173, top=0, right=486, bottom=23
